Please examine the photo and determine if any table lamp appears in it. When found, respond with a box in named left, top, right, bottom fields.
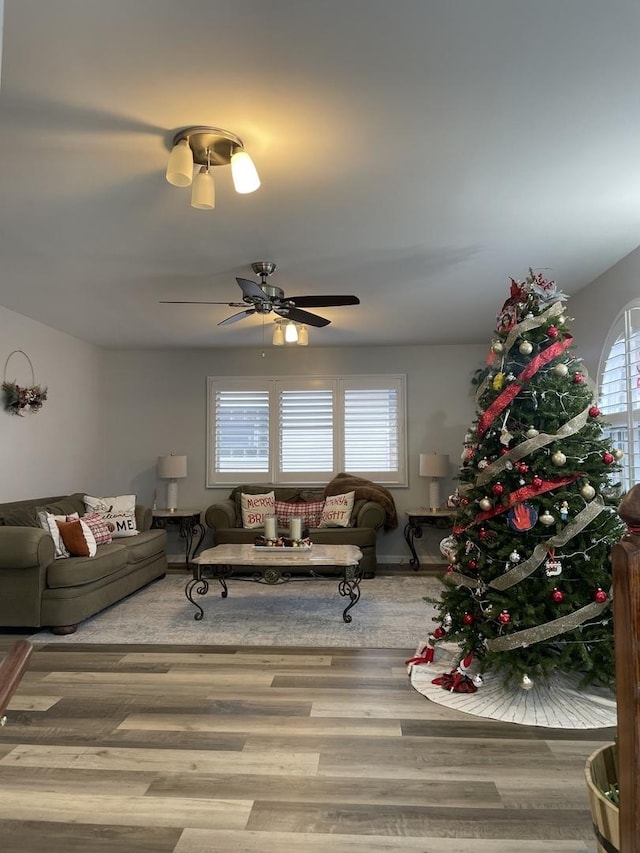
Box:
left=419, top=452, right=450, bottom=511
left=157, top=454, right=187, bottom=512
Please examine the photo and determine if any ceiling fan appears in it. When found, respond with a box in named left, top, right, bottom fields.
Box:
left=160, top=261, right=360, bottom=327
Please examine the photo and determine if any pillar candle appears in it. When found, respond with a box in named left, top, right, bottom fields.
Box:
left=264, top=515, right=277, bottom=540
left=289, top=516, right=302, bottom=541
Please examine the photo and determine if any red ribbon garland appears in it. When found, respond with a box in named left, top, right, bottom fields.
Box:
left=477, top=335, right=574, bottom=437
left=453, top=473, right=581, bottom=533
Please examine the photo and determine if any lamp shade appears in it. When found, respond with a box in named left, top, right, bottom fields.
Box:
left=157, top=454, right=187, bottom=479
left=166, top=139, right=193, bottom=187
left=191, top=167, right=215, bottom=209
left=230, top=149, right=261, bottom=194
left=419, top=453, right=449, bottom=478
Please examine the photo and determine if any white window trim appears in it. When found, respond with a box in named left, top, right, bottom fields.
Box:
left=206, top=374, right=407, bottom=487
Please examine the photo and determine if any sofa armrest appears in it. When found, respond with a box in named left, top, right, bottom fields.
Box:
left=0, top=526, right=55, bottom=570
left=353, top=500, right=385, bottom=530
left=135, top=505, right=152, bottom=531
left=204, top=499, right=238, bottom=530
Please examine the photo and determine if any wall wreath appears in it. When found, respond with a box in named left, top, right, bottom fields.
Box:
left=2, top=350, right=48, bottom=416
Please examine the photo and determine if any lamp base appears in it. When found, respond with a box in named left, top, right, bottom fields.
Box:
left=166, top=481, right=178, bottom=512
left=428, top=480, right=441, bottom=512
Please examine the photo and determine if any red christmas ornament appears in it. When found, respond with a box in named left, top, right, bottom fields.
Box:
left=515, top=461, right=529, bottom=474
left=547, top=325, right=559, bottom=338
left=500, top=447, right=510, bottom=455
left=492, top=482, right=504, bottom=496
left=478, top=527, right=488, bottom=540
left=573, top=372, right=584, bottom=384
left=589, top=405, right=601, bottom=418
left=602, top=452, right=615, bottom=465
left=462, top=612, right=475, bottom=625
left=460, top=497, right=469, bottom=506
left=446, top=564, right=455, bottom=573
left=498, top=610, right=511, bottom=624
left=593, top=587, right=608, bottom=604
left=432, top=626, right=447, bottom=640
left=551, top=588, right=565, bottom=603
left=467, top=559, right=478, bottom=570
left=532, top=476, right=543, bottom=489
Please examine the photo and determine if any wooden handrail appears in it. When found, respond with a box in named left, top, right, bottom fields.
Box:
left=612, top=485, right=640, bottom=852
left=0, top=639, right=33, bottom=722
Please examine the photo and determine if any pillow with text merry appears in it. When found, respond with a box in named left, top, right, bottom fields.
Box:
left=240, top=491, right=276, bottom=529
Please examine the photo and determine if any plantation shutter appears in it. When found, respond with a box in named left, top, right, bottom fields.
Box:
left=214, top=387, right=269, bottom=474
left=279, top=386, right=334, bottom=473
left=343, top=381, right=403, bottom=479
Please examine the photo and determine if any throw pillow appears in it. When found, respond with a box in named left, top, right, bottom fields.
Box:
left=240, top=491, right=276, bottom=529
left=275, top=500, right=325, bottom=530
left=83, top=494, right=138, bottom=538
left=319, top=491, right=355, bottom=528
left=38, top=510, right=80, bottom=558
left=82, top=511, right=115, bottom=545
left=55, top=518, right=98, bottom=558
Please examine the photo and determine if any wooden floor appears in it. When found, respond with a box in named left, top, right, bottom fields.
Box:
left=0, top=639, right=610, bottom=853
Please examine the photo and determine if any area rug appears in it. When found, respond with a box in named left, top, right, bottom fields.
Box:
left=29, top=574, right=442, bottom=648
left=408, top=642, right=617, bottom=730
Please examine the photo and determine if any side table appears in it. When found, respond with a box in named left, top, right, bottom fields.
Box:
left=151, top=509, right=205, bottom=568
left=404, top=509, right=454, bottom=569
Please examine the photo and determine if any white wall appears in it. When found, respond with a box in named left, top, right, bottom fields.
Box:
left=570, top=244, right=640, bottom=378
left=0, top=305, right=103, bottom=501
left=100, top=343, right=486, bottom=563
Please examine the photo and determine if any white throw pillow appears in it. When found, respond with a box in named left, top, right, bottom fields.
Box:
left=240, top=491, right=276, bottom=529
left=83, top=494, right=138, bottom=538
left=38, top=511, right=83, bottom=559
left=319, top=491, right=355, bottom=528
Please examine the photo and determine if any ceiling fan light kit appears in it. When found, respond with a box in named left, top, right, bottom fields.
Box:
left=166, top=126, right=260, bottom=207
left=272, top=319, right=309, bottom=346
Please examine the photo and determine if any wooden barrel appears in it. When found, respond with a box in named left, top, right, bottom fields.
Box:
left=585, top=743, right=620, bottom=853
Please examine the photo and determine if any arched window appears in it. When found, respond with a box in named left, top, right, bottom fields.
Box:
left=598, top=303, right=640, bottom=491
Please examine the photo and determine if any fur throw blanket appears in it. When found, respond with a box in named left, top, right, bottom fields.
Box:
left=323, top=473, right=398, bottom=530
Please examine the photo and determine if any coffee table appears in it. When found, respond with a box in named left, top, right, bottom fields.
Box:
left=187, top=543, right=363, bottom=623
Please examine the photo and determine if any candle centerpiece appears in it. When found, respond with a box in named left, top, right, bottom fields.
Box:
left=289, top=516, right=303, bottom=541
left=264, top=514, right=277, bottom=541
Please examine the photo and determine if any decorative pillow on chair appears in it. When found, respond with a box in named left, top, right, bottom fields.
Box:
left=319, top=491, right=355, bottom=528
left=275, top=500, right=325, bottom=530
left=83, top=494, right=138, bottom=538
left=240, top=491, right=276, bottom=529
left=55, top=518, right=98, bottom=558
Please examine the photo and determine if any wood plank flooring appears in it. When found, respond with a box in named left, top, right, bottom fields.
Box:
left=0, top=633, right=610, bottom=853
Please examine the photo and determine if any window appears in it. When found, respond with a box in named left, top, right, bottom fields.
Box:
left=598, top=304, right=640, bottom=491
left=207, top=375, right=406, bottom=486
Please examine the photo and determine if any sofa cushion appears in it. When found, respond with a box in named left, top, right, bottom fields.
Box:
left=275, top=499, right=325, bottom=529
left=319, top=491, right=355, bottom=527
left=46, top=542, right=128, bottom=588
left=1, top=506, right=39, bottom=527
left=240, top=491, right=275, bottom=529
left=125, top=529, right=167, bottom=565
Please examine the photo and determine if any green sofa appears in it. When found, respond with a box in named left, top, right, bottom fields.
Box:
left=0, top=492, right=167, bottom=634
left=204, top=483, right=388, bottom=577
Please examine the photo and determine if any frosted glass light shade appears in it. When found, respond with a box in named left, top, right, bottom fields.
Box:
left=284, top=321, right=298, bottom=343
left=230, top=149, right=261, bottom=194
left=272, top=324, right=285, bottom=345
left=297, top=325, right=309, bottom=346
left=191, top=167, right=215, bottom=209
left=166, top=139, right=193, bottom=187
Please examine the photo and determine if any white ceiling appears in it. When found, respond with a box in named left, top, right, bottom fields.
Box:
left=1, top=0, right=639, bottom=349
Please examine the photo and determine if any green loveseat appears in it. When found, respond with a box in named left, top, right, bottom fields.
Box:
left=204, top=482, right=391, bottom=577
left=0, top=492, right=167, bottom=634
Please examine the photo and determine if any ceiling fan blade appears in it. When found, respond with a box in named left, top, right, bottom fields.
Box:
left=277, top=307, right=331, bottom=327
left=160, top=300, right=246, bottom=306
left=217, top=309, right=256, bottom=326
left=286, top=295, right=360, bottom=308
left=236, top=277, right=267, bottom=301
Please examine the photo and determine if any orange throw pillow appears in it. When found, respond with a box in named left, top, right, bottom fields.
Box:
left=55, top=519, right=90, bottom=557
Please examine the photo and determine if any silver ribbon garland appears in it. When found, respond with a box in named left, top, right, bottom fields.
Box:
left=488, top=495, right=606, bottom=590
left=485, top=596, right=611, bottom=652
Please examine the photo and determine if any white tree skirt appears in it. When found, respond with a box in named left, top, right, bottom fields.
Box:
left=408, top=642, right=617, bottom=729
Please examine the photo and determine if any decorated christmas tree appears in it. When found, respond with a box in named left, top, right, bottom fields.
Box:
left=430, top=270, right=625, bottom=693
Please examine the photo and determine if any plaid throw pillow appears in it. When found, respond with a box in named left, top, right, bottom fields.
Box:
left=82, top=511, right=114, bottom=546
left=274, top=500, right=325, bottom=530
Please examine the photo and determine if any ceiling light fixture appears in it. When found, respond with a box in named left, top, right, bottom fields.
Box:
left=272, top=320, right=309, bottom=347
left=166, top=125, right=260, bottom=207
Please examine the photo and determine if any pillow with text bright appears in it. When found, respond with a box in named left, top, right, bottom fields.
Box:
left=83, top=494, right=138, bottom=538
left=319, top=491, right=355, bottom=528
left=240, top=491, right=276, bottom=529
